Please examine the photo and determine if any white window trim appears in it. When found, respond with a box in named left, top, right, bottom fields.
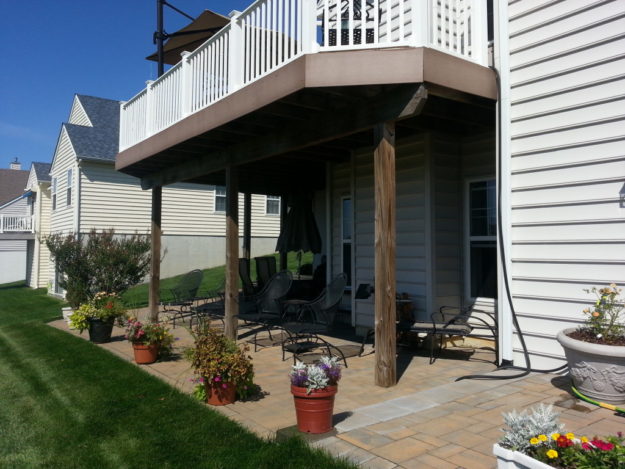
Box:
left=264, top=194, right=281, bottom=216
left=463, top=176, right=497, bottom=302
left=213, top=186, right=226, bottom=213
left=66, top=168, right=73, bottom=208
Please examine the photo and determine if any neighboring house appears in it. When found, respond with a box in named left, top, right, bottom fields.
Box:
left=114, top=0, right=624, bottom=381
left=24, top=162, right=52, bottom=289
left=47, top=94, right=280, bottom=295
left=0, top=160, right=31, bottom=284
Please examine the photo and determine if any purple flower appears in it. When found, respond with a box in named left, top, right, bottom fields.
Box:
left=214, top=376, right=221, bottom=382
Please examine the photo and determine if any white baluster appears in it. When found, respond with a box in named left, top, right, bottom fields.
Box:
left=145, top=80, right=154, bottom=137
left=180, top=51, right=192, bottom=117
left=0, top=214, right=3, bottom=234
left=302, top=0, right=318, bottom=53
left=469, top=0, right=487, bottom=64
left=229, top=11, right=243, bottom=93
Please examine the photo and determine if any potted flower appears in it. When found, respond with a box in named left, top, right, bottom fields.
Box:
left=289, top=356, right=342, bottom=434
left=190, top=326, right=254, bottom=406
left=125, top=318, right=174, bottom=364
left=68, top=292, right=126, bottom=343
left=493, top=404, right=625, bottom=468
left=556, top=284, right=625, bottom=404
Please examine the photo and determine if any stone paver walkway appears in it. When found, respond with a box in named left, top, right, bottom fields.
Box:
left=51, top=318, right=625, bottom=469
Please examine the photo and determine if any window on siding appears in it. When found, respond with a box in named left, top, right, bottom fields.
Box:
left=66, top=168, right=73, bottom=207
left=214, top=186, right=226, bottom=213
left=30, top=193, right=37, bottom=216
left=51, top=177, right=57, bottom=211
left=266, top=195, right=280, bottom=215
left=467, top=179, right=497, bottom=299
left=342, top=197, right=352, bottom=286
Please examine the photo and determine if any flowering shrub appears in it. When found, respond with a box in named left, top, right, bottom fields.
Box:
left=580, top=284, right=624, bottom=342
left=290, top=356, right=342, bottom=394
left=125, top=318, right=174, bottom=352
left=69, top=292, right=126, bottom=333
left=191, top=326, right=255, bottom=399
left=526, top=431, right=625, bottom=468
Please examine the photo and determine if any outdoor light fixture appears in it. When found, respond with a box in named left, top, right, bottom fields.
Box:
left=355, top=283, right=374, bottom=300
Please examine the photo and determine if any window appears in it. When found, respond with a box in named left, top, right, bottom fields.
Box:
left=467, top=179, right=497, bottom=299
left=51, top=177, right=57, bottom=210
left=266, top=195, right=280, bottom=215
left=214, top=186, right=226, bottom=213
left=66, top=168, right=73, bottom=207
left=29, top=193, right=37, bottom=216
left=342, top=197, right=352, bottom=286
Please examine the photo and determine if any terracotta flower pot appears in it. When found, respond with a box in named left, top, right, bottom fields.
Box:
left=291, top=385, right=337, bottom=434
left=132, top=343, right=159, bottom=364
left=204, top=381, right=236, bottom=406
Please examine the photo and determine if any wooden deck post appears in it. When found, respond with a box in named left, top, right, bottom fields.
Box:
left=374, top=121, right=397, bottom=387
left=243, top=192, right=252, bottom=260
left=225, top=166, right=239, bottom=340
left=149, top=186, right=162, bottom=323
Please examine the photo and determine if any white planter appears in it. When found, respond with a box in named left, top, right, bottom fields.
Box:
left=556, top=328, right=625, bottom=405
left=493, top=444, right=552, bottom=469
left=62, top=307, right=74, bottom=328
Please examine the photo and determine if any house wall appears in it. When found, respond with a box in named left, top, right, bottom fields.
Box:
left=28, top=184, right=52, bottom=289
left=504, top=1, right=625, bottom=367
left=50, top=127, right=77, bottom=235
left=0, top=243, right=26, bottom=283
left=0, top=196, right=28, bottom=216
left=77, top=161, right=279, bottom=277
left=68, top=97, right=92, bottom=126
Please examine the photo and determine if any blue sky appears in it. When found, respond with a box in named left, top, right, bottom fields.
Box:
left=0, top=0, right=249, bottom=172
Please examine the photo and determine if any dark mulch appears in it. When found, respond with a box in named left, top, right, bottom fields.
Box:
left=567, top=329, right=625, bottom=346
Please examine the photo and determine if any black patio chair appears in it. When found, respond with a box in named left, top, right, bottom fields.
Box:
left=161, top=269, right=204, bottom=328
left=397, top=305, right=498, bottom=364
left=280, top=273, right=363, bottom=366
left=255, top=256, right=277, bottom=290
left=237, top=270, right=293, bottom=326
left=193, top=279, right=226, bottom=328
left=239, top=258, right=256, bottom=298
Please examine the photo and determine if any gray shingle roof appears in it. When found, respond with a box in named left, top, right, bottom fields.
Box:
left=0, top=169, right=29, bottom=206
left=32, top=162, right=51, bottom=182
left=64, top=95, right=120, bottom=162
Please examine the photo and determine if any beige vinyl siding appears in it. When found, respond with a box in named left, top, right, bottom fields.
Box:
left=338, top=135, right=428, bottom=328
left=50, top=127, right=76, bottom=234
left=36, top=185, right=52, bottom=288
left=506, top=0, right=625, bottom=367
left=79, top=162, right=280, bottom=237
left=68, top=97, right=92, bottom=126
left=0, top=197, right=28, bottom=216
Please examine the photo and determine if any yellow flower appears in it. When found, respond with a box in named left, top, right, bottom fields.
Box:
left=538, top=434, right=548, bottom=442
left=551, top=433, right=560, bottom=440
left=566, top=432, right=575, bottom=439
left=546, top=449, right=558, bottom=459
left=530, top=437, right=540, bottom=445
left=581, top=436, right=589, bottom=443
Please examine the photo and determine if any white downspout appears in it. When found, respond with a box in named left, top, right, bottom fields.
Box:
left=73, top=160, right=81, bottom=235
left=495, top=1, right=514, bottom=365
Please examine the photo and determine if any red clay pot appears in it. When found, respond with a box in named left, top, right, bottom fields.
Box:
left=205, top=381, right=236, bottom=406
left=132, top=343, right=159, bottom=364
left=291, top=385, right=337, bottom=434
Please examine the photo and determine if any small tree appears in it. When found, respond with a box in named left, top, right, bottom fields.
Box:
left=46, top=229, right=151, bottom=308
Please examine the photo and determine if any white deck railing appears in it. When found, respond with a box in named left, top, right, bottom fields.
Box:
left=0, top=215, right=34, bottom=234
left=120, top=0, right=488, bottom=151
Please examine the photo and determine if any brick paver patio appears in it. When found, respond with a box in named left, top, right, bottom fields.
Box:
left=51, top=316, right=625, bottom=469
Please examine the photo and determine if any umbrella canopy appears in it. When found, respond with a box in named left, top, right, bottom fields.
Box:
left=146, top=10, right=230, bottom=65
left=276, top=196, right=322, bottom=254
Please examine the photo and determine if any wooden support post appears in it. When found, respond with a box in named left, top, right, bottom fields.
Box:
left=279, top=197, right=288, bottom=270
left=373, top=122, right=397, bottom=387
left=243, top=193, right=252, bottom=260
left=225, top=166, right=239, bottom=340
left=149, top=186, right=162, bottom=323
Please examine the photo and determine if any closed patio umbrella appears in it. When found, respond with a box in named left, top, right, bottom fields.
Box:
left=276, top=196, right=322, bottom=254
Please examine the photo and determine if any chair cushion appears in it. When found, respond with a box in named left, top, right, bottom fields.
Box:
left=408, top=322, right=472, bottom=335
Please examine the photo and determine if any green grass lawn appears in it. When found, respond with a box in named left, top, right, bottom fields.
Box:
left=0, top=282, right=352, bottom=469
left=123, top=252, right=314, bottom=308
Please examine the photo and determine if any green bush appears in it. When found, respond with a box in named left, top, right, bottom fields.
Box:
left=46, top=229, right=151, bottom=308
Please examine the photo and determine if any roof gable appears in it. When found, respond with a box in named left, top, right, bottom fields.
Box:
left=68, top=96, right=92, bottom=127
left=26, top=162, right=52, bottom=190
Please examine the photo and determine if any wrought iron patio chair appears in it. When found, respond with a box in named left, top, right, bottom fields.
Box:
left=239, top=258, right=257, bottom=298
left=193, top=279, right=226, bottom=328
left=161, top=269, right=204, bottom=328
left=398, top=305, right=498, bottom=364
left=237, top=270, right=293, bottom=326
left=255, top=256, right=277, bottom=290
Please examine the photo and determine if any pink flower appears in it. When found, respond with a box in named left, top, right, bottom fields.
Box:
left=214, top=376, right=221, bottom=382
left=222, top=383, right=228, bottom=389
